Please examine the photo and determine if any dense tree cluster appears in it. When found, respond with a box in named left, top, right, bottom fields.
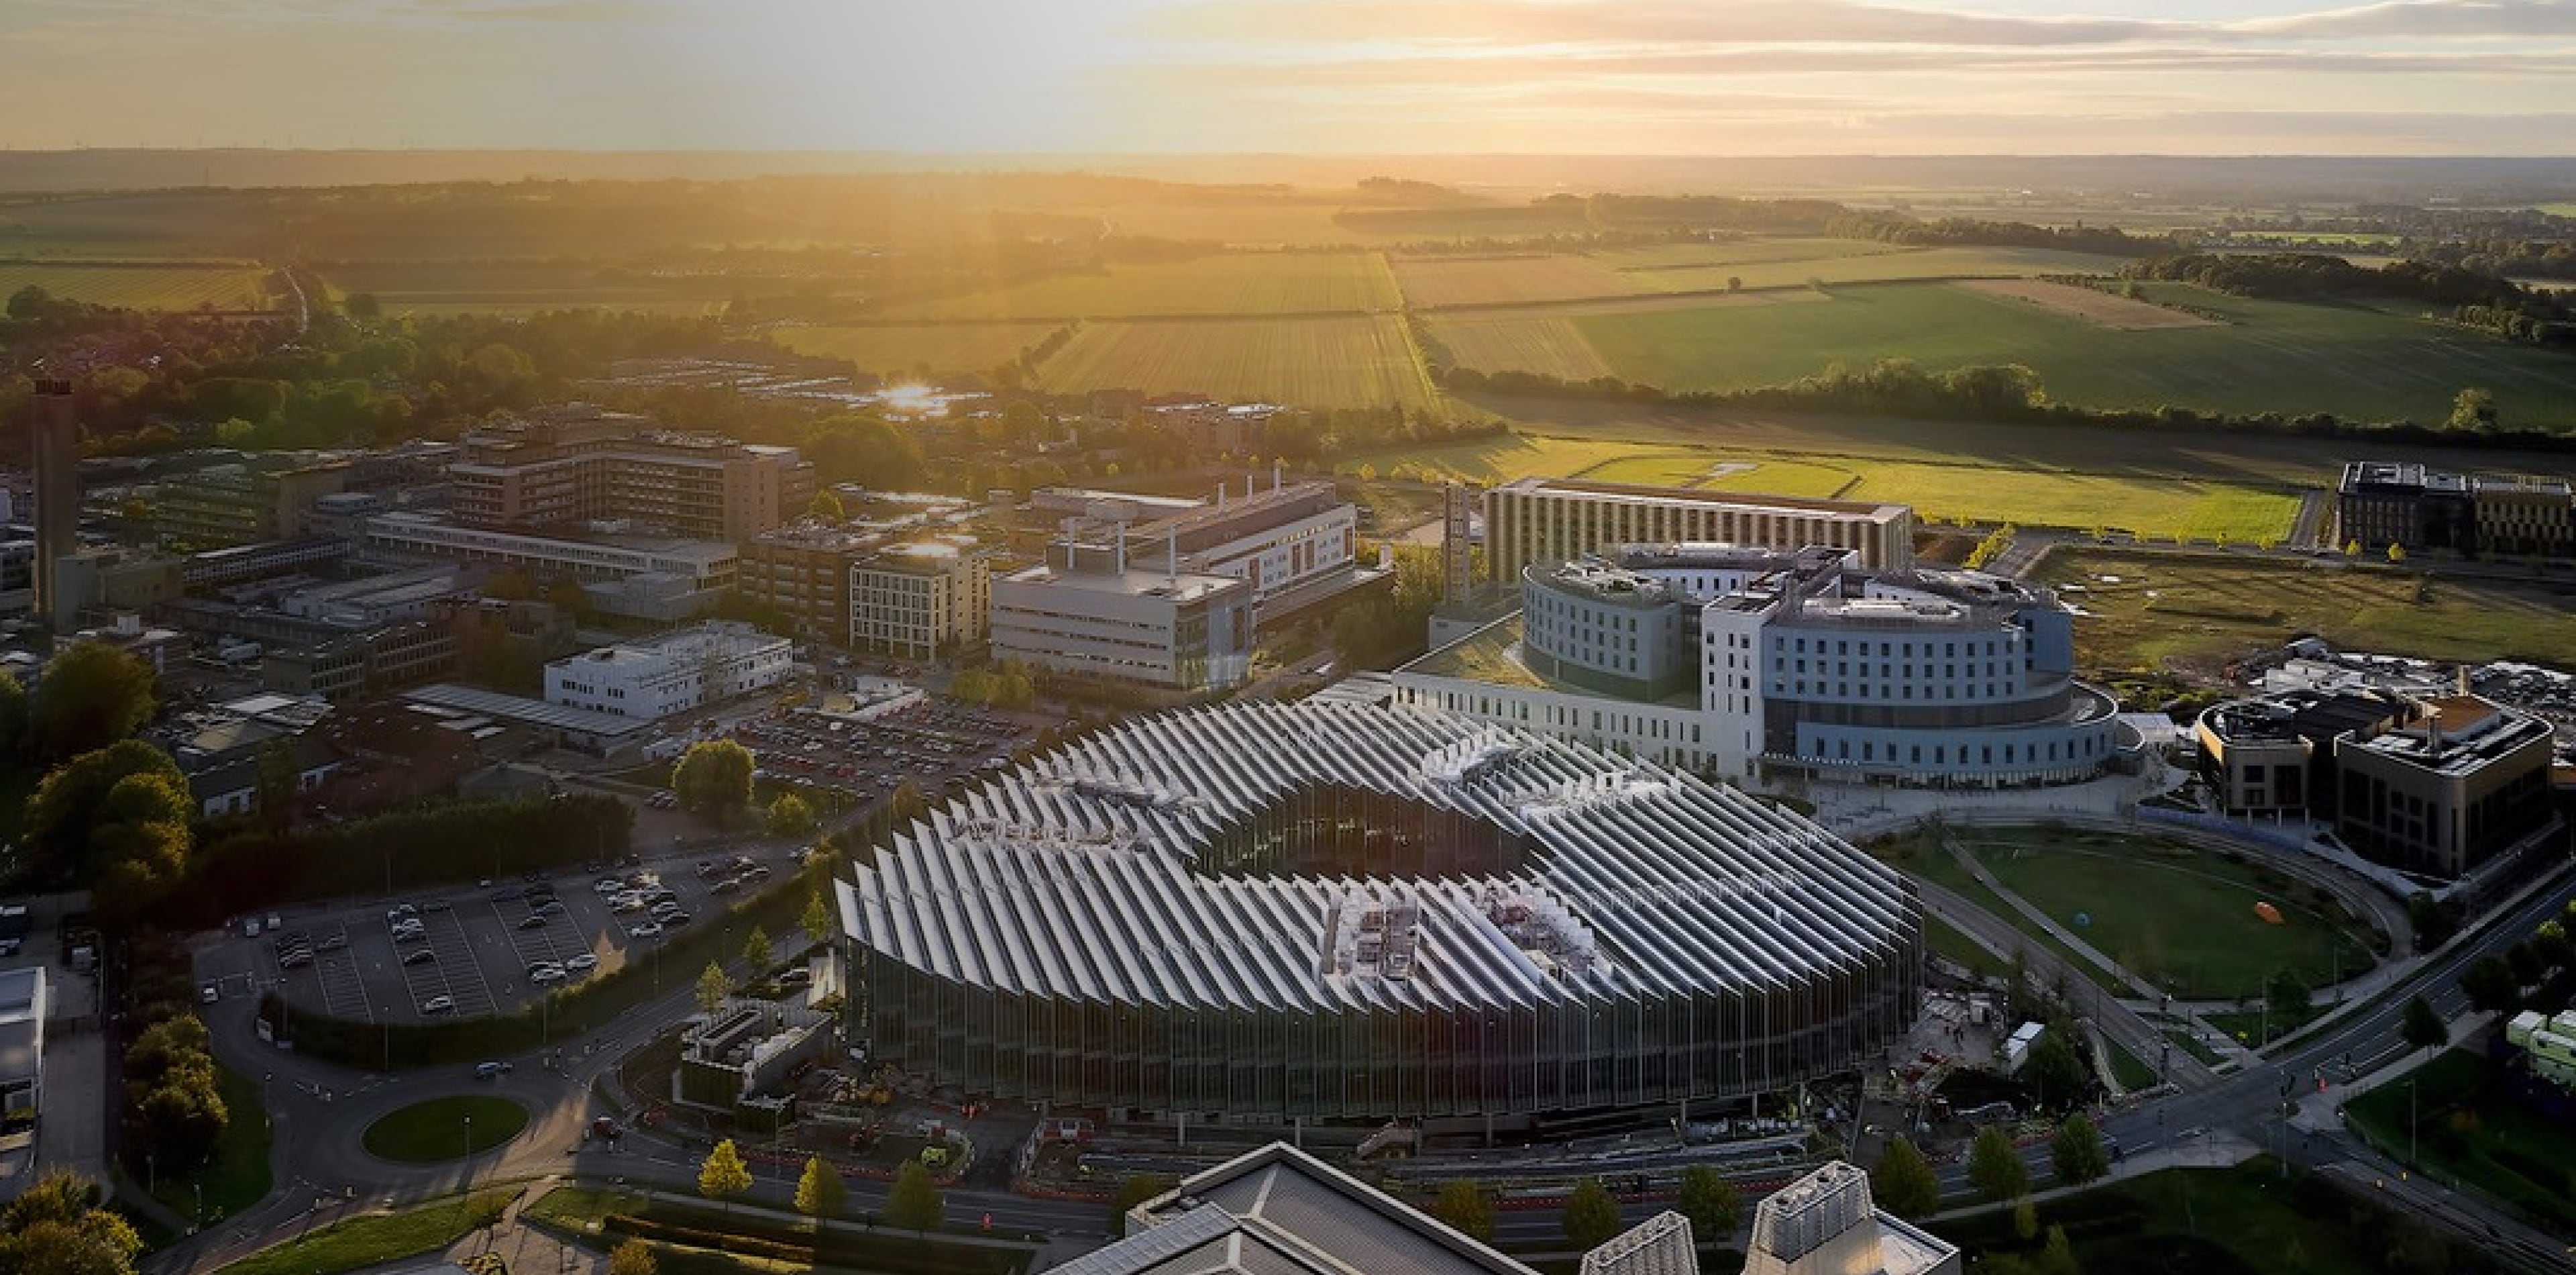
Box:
left=0, top=1172, right=144, bottom=1275
left=2121, top=252, right=2573, bottom=346
left=1828, top=213, right=2184, bottom=256
left=673, top=739, right=757, bottom=817
left=118, top=935, right=231, bottom=1184
left=23, top=740, right=194, bottom=916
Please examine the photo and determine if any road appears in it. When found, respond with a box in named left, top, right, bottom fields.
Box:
left=163, top=813, right=2576, bottom=1274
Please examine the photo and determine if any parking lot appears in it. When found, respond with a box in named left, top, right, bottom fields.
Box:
left=196, top=846, right=790, bottom=1025
left=735, top=699, right=1038, bottom=806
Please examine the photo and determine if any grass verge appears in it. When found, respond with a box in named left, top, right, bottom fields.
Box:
left=362, top=1096, right=529, bottom=1162
left=2344, top=1048, right=2576, bottom=1233
left=214, top=1189, right=515, bottom=1275
left=152, top=1062, right=272, bottom=1223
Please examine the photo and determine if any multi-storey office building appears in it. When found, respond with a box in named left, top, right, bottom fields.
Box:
left=153, top=456, right=354, bottom=549
left=2337, top=460, right=2575, bottom=558
left=740, top=521, right=876, bottom=644
left=1483, top=478, right=1915, bottom=584
left=991, top=521, right=1251, bottom=691
left=839, top=701, right=1920, bottom=1123
left=1399, top=544, right=2121, bottom=787
left=543, top=621, right=793, bottom=721
left=849, top=541, right=990, bottom=662
left=1125, top=476, right=1360, bottom=619
left=363, top=512, right=737, bottom=590
left=449, top=404, right=814, bottom=540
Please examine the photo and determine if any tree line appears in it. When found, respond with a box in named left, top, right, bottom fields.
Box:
left=2119, top=252, right=2575, bottom=347
left=1827, top=213, right=2184, bottom=257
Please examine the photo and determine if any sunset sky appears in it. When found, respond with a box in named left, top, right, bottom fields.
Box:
left=7, top=0, right=2575, bottom=155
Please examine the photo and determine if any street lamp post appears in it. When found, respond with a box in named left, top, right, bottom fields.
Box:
left=2406, top=1080, right=2418, bottom=1168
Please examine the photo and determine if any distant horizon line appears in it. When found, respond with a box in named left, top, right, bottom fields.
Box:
left=7, top=146, right=2576, bottom=162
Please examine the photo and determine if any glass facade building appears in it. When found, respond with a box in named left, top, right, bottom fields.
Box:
left=839, top=701, right=1920, bottom=1121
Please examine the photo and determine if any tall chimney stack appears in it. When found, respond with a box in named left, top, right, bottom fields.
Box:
left=31, top=380, right=80, bottom=629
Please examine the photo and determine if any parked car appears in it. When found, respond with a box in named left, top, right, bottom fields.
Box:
left=317, top=933, right=350, bottom=952
left=565, top=953, right=599, bottom=973
left=402, top=948, right=437, bottom=966
left=517, top=914, right=550, bottom=930
left=419, top=996, right=455, bottom=1015
left=660, top=911, right=693, bottom=927
left=627, top=921, right=663, bottom=939
left=711, top=877, right=743, bottom=895
left=531, top=966, right=566, bottom=986
left=778, top=968, right=813, bottom=987
left=534, top=900, right=567, bottom=917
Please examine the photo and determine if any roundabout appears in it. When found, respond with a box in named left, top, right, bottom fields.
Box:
left=362, top=1094, right=531, bottom=1163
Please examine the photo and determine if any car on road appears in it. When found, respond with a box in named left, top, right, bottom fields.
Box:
left=517, top=914, right=550, bottom=930
left=201, top=984, right=219, bottom=1004
left=590, top=1116, right=622, bottom=1140
left=402, top=948, right=437, bottom=966
left=419, top=995, right=455, bottom=1014
left=778, top=968, right=812, bottom=987
left=475, top=1061, right=513, bottom=1080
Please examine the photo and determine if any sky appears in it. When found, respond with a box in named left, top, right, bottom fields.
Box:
left=5, top=0, right=2575, bottom=155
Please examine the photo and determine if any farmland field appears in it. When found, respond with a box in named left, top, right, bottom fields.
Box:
left=1391, top=254, right=1644, bottom=307
left=1424, top=291, right=1831, bottom=381
left=316, top=260, right=746, bottom=315
left=1557, top=280, right=2576, bottom=427
left=889, top=252, right=1399, bottom=319
left=0, top=260, right=273, bottom=311
left=1034, top=316, right=1435, bottom=409
left=2034, top=547, right=2576, bottom=669
left=1622, top=245, right=2126, bottom=293
left=777, top=322, right=1062, bottom=376
left=1589, top=236, right=1913, bottom=271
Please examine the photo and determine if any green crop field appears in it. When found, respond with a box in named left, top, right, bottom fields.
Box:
left=1391, top=254, right=1644, bottom=307
left=1425, top=292, right=1832, bottom=381
left=1624, top=245, right=2127, bottom=294
left=1034, top=316, right=1435, bottom=409
left=1589, top=236, right=1913, bottom=271
left=0, top=260, right=272, bottom=311
left=2036, top=547, right=2576, bottom=669
left=317, top=260, right=751, bottom=315
left=777, top=322, right=1062, bottom=376
left=891, top=252, right=1399, bottom=319
left=1558, top=280, right=2576, bottom=427
left=1845, top=460, right=2301, bottom=542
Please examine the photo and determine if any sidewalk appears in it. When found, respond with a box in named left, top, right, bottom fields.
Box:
left=447, top=1179, right=601, bottom=1275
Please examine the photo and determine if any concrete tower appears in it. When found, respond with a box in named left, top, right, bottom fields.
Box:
left=30, top=380, right=80, bottom=628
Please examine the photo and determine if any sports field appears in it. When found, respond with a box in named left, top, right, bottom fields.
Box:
left=1034, top=315, right=1436, bottom=409
left=778, top=322, right=1062, bottom=376
left=1554, top=280, right=2576, bottom=427
left=2036, top=547, right=2576, bottom=668
left=890, top=252, right=1399, bottom=320
left=0, top=260, right=273, bottom=311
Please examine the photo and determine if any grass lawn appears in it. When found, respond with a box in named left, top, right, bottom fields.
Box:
left=1933, top=1160, right=2479, bottom=1275
left=1340, top=433, right=1676, bottom=484
left=362, top=1096, right=529, bottom=1162
left=1842, top=460, right=2300, bottom=542
left=2345, top=1048, right=2576, bottom=1232
left=1927, top=915, right=2006, bottom=980
left=1572, top=453, right=1861, bottom=497
left=214, top=1189, right=516, bottom=1275
left=2103, top=1037, right=2159, bottom=1091
left=1035, top=315, right=1437, bottom=409
left=2035, top=548, right=2576, bottom=670
left=1560, top=280, right=2576, bottom=427
left=1873, top=830, right=2116, bottom=997
left=523, top=1185, right=619, bottom=1231
left=152, top=1064, right=272, bottom=1224
left=1954, top=827, right=2377, bottom=999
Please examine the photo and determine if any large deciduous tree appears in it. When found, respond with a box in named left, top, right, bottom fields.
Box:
left=1968, top=1126, right=2030, bottom=1204
left=885, top=1160, right=945, bottom=1231
left=2050, top=1115, right=2110, bottom=1187
left=1871, top=1139, right=1941, bottom=1219
left=672, top=740, right=755, bottom=817
left=1677, top=1165, right=1742, bottom=1241
left=698, top=1139, right=753, bottom=1214
left=1431, top=1180, right=1496, bottom=1243
left=1560, top=1178, right=1622, bottom=1251
left=31, top=642, right=156, bottom=762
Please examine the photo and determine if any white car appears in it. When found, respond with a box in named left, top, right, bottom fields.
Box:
left=565, top=953, right=599, bottom=973
left=419, top=995, right=455, bottom=1015
left=531, top=965, right=567, bottom=985
left=627, top=921, right=663, bottom=939
left=592, top=878, right=627, bottom=895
